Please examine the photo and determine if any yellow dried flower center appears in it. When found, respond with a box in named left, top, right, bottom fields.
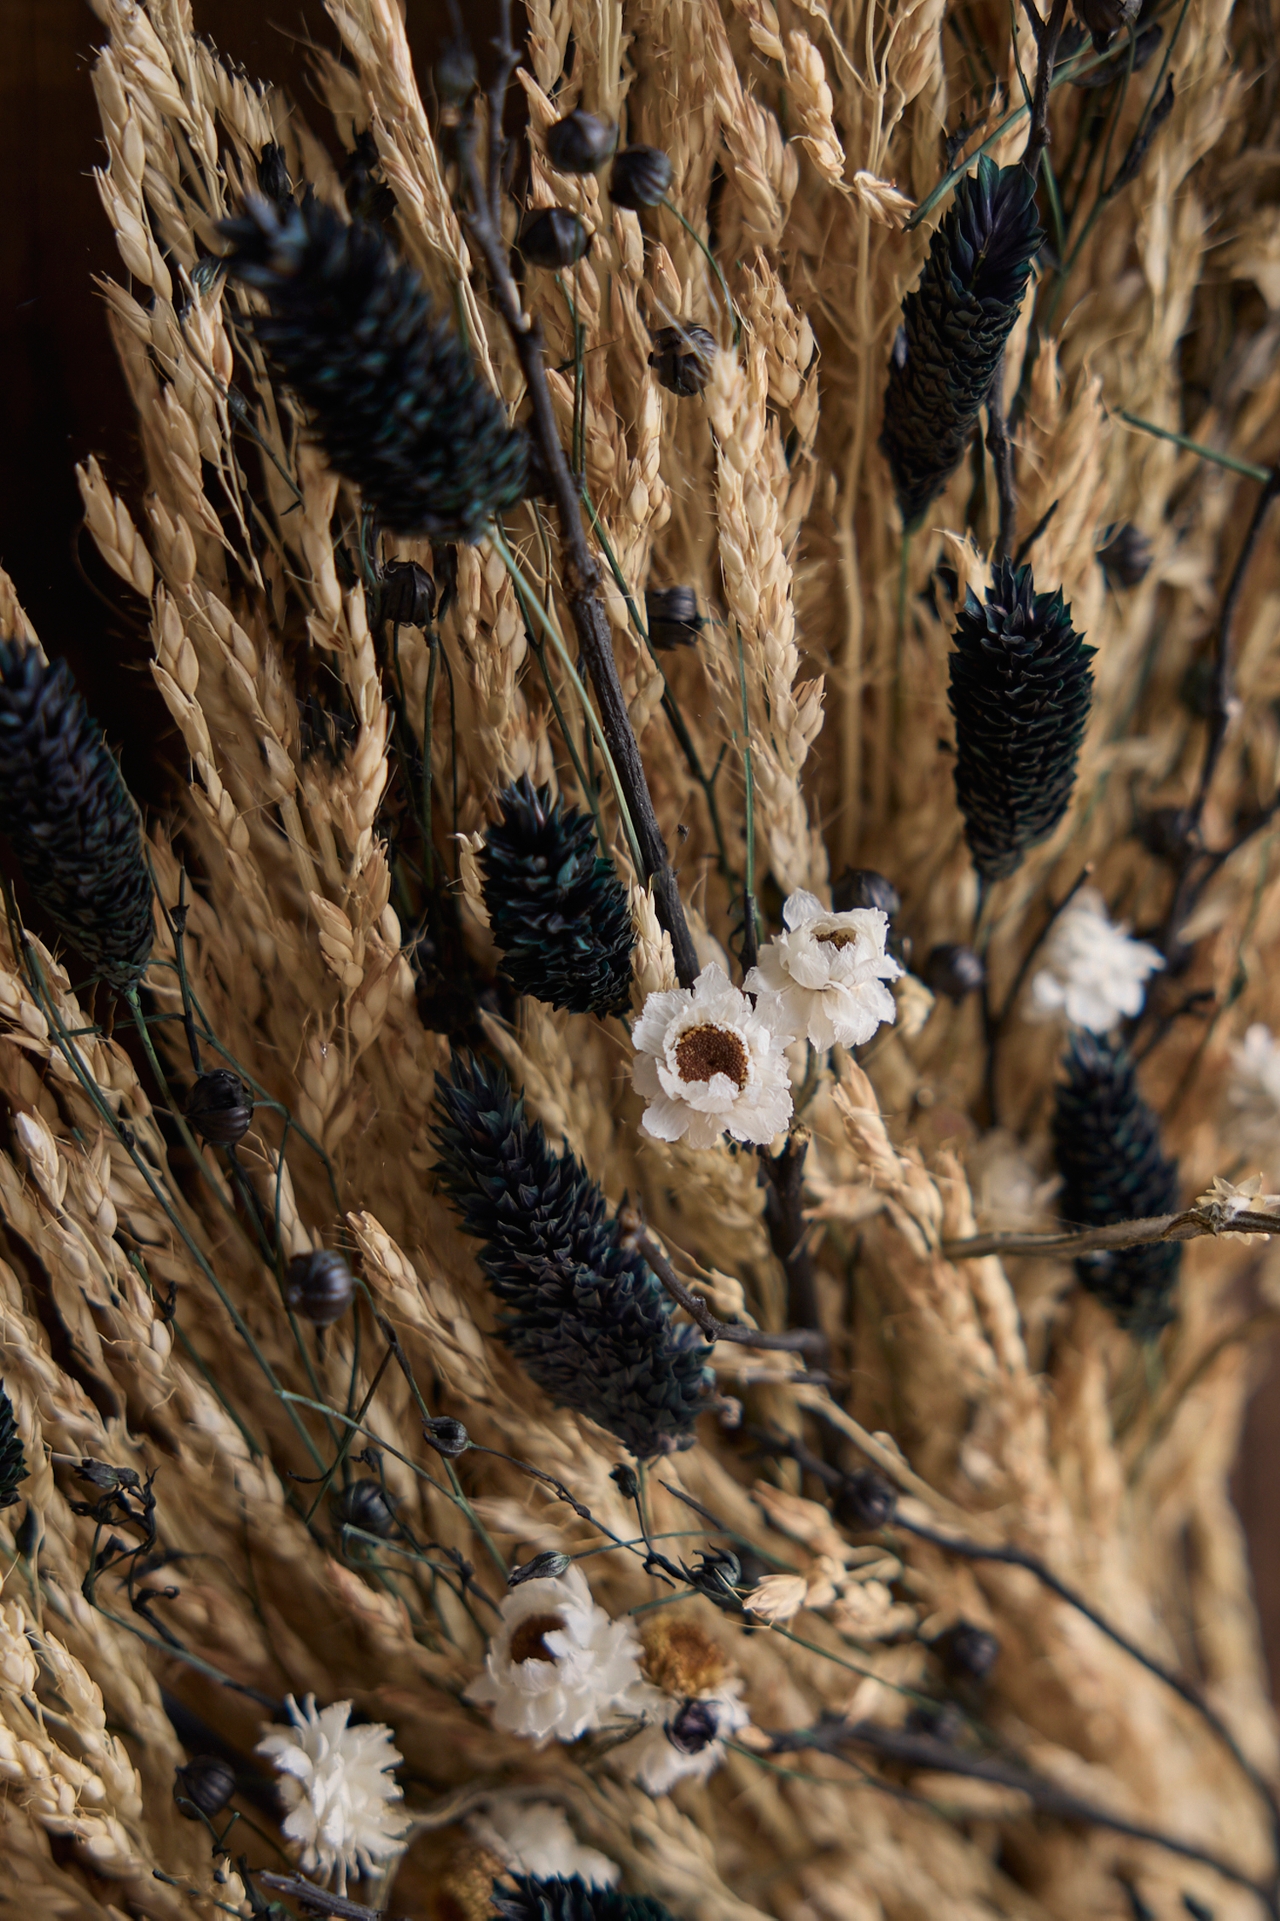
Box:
left=817, top=929, right=858, bottom=951
left=509, top=1612, right=565, bottom=1664
left=641, top=1616, right=729, bottom=1695
left=675, top=1024, right=747, bottom=1089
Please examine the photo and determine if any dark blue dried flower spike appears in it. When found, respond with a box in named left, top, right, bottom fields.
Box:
left=481, top=777, right=634, bottom=1017
left=0, top=642, right=153, bottom=988
left=494, top=1875, right=678, bottom=1921
left=881, top=156, right=1043, bottom=529
left=221, top=195, right=528, bottom=543
left=432, top=1055, right=712, bottom=1458
left=948, top=561, right=1094, bottom=884
left=1052, top=1034, right=1181, bottom=1338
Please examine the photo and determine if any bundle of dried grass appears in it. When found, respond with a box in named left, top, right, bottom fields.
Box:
left=3, top=2, right=1280, bottom=1920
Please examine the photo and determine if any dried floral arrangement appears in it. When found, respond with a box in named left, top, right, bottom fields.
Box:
left=4, top=1, right=1280, bottom=1920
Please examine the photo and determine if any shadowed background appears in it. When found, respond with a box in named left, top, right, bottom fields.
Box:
left=3, top=0, right=1278, bottom=1695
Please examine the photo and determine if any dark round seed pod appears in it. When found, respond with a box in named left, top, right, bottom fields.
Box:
left=924, top=942, right=985, bottom=1003
left=175, top=1754, right=236, bottom=1818
left=610, top=144, right=674, bottom=209
left=333, top=1479, right=398, bottom=1538
left=834, top=1468, right=897, bottom=1531
left=184, top=1070, right=253, bottom=1146
left=1136, top=805, right=1191, bottom=862
left=1074, top=0, right=1139, bottom=49
left=1098, top=522, right=1152, bottom=589
left=509, top=1550, right=572, bottom=1586
left=379, top=559, right=436, bottom=629
left=905, top=1701, right=968, bottom=1746
left=518, top=207, right=592, bottom=270
left=284, top=1250, right=355, bottom=1327
left=666, top=1697, right=719, bottom=1754
left=934, top=1619, right=1000, bottom=1682
left=832, top=868, right=901, bottom=920
left=545, top=110, right=618, bottom=175
left=649, top=324, right=716, bottom=397
left=256, top=142, right=292, bottom=205
left=645, top=586, right=704, bottom=650
left=423, top=1414, right=470, bottom=1457
left=610, top=1462, right=640, bottom=1498
left=435, top=37, right=478, bottom=105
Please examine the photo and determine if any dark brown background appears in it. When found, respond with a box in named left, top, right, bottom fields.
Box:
left=3, top=0, right=1279, bottom=1692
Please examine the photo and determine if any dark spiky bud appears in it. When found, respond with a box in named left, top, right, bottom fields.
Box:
left=175, top=1754, right=236, bottom=1818
left=509, top=1550, right=572, bottom=1586
left=649, top=325, right=716, bottom=397
left=423, top=1414, right=470, bottom=1457
left=546, top=110, right=618, bottom=175
left=947, top=561, right=1094, bottom=884
left=834, top=1469, right=897, bottom=1531
left=1098, top=522, right=1153, bottom=588
left=256, top=142, right=292, bottom=204
left=480, top=776, right=634, bottom=1017
left=519, top=207, right=592, bottom=270
left=880, top=157, right=1043, bottom=528
left=832, top=868, right=901, bottom=920
left=284, top=1250, right=355, bottom=1327
left=645, top=586, right=703, bottom=650
left=1052, top=1035, right=1181, bottom=1337
left=495, top=1877, right=678, bottom=1921
left=681, top=1547, right=743, bottom=1612
left=609, top=145, right=674, bottom=209
left=432, top=1055, right=712, bottom=1457
left=220, top=196, right=528, bottom=543
left=333, top=1479, right=398, bottom=1538
left=934, top=1619, right=1000, bottom=1682
left=1074, top=0, right=1139, bottom=48
left=924, top=942, right=985, bottom=1002
left=0, top=1383, right=26, bottom=1509
left=185, top=1070, right=253, bottom=1146
left=610, top=1462, right=641, bottom=1499
left=0, top=642, right=153, bottom=988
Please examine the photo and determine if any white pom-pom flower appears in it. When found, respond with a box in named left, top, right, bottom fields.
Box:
left=624, top=1680, right=751, bottom=1796
left=467, top=1799, right=619, bottom=1886
left=256, top=1695, right=407, bottom=1895
left=464, top=1564, right=644, bottom=1744
left=1026, top=888, right=1163, bottom=1032
left=632, top=963, right=794, bottom=1149
left=745, top=890, right=902, bottom=1050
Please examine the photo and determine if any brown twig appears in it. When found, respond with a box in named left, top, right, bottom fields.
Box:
left=257, top=1873, right=401, bottom=1921
left=759, top=1128, right=826, bottom=1355
left=985, top=355, right=1017, bottom=561
left=942, top=1200, right=1280, bottom=1261
left=620, top=1211, right=827, bottom=1354
left=1021, top=0, right=1070, bottom=177
left=456, top=1, right=698, bottom=987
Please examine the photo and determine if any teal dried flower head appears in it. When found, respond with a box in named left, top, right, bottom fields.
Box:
left=881, top=157, right=1043, bottom=529
left=495, top=1876, right=677, bottom=1921
left=0, top=1383, right=26, bottom=1508
left=481, top=777, right=635, bottom=1018
left=948, top=561, right=1094, bottom=883
left=0, top=641, right=153, bottom=988
left=1052, top=1034, right=1181, bottom=1337
left=221, top=195, right=528, bottom=542
left=432, top=1055, right=712, bottom=1458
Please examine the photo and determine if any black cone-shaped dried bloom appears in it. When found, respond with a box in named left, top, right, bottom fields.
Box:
left=948, top=561, right=1094, bottom=883
left=0, top=642, right=153, bottom=987
left=432, top=1055, right=712, bottom=1457
left=881, top=157, right=1043, bottom=528
left=221, top=195, right=528, bottom=542
left=0, top=1383, right=26, bottom=1508
left=1052, top=1034, right=1181, bottom=1337
left=495, top=1876, right=678, bottom=1921
left=481, top=776, right=634, bottom=1017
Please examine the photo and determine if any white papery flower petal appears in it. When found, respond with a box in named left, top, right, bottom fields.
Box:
left=464, top=1565, right=644, bottom=1745
left=467, top=1800, right=619, bottom=1886
left=632, top=964, right=794, bottom=1147
left=257, top=1695, right=406, bottom=1896
left=1026, top=888, right=1163, bottom=1033
left=744, top=892, right=902, bottom=1051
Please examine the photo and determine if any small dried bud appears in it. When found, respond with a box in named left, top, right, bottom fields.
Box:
left=832, top=868, right=901, bottom=920
left=435, top=38, right=477, bottom=105
left=645, top=586, right=704, bottom=650
left=935, top=1619, right=1000, bottom=1682
left=1098, top=522, right=1153, bottom=589
left=284, top=1250, right=355, bottom=1327
left=924, top=943, right=985, bottom=1002
left=518, top=207, right=592, bottom=270
left=175, top=1754, right=236, bottom=1818
left=684, top=1547, right=742, bottom=1609
left=379, top=560, right=436, bottom=629
left=610, top=144, right=674, bottom=209
left=1074, top=0, right=1139, bottom=48
left=833, top=1468, right=897, bottom=1531
left=508, top=1550, right=573, bottom=1587
left=333, top=1479, right=398, bottom=1539
left=256, top=142, right=292, bottom=204
left=905, top=1701, right=969, bottom=1745
left=75, top=1459, right=139, bottom=1492
left=423, top=1414, right=470, bottom=1457
left=545, top=110, right=618, bottom=175
left=185, top=1069, right=253, bottom=1146
left=666, top=1697, right=719, bottom=1754
left=610, top=1462, right=641, bottom=1498
left=649, top=325, right=716, bottom=397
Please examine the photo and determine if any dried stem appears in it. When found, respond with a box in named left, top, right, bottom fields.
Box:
left=759, top=1129, right=826, bottom=1353
left=942, top=1200, right=1280, bottom=1260
left=1021, top=0, right=1070, bottom=177
left=985, top=356, right=1017, bottom=561
left=621, top=1212, right=827, bottom=1354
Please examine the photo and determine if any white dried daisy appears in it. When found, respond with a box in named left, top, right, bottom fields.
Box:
left=1026, top=888, right=1163, bottom=1032
left=1225, top=1023, right=1280, bottom=1163
left=745, top=890, right=903, bottom=1051
left=467, top=1799, right=619, bottom=1887
left=632, top=963, right=794, bottom=1149
left=256, top=1695, right=407, bottom=1895
left=624, top=1679, right=751, bottom=1795
left=464, top=1564, right=644, bottom=1744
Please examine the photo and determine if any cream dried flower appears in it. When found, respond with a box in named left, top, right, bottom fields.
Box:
left=1027, top=888, right=1164, bottom=1032
left=625, top=1679, right=751, bottom=1795
left=743, top=1573, right=810, bottom=1625
left=467, top=1799, right=619, bottom=1886
left=464, top=1564, right=644, bottom=1743
left=830, top=1578, right=916, bottom=1641
left=256, top=1695, right=407, bottom=1895
left=1195, top=1173, right=1280, bottom=1245
left=632, top=963, right=794, bottom=1148
left=745, top=890, right=902, bottom=1051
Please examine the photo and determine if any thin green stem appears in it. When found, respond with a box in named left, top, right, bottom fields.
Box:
left=303, top=1344, right=395, bottom=1525
left=1116, top=412, right=1271, bottom=483
left=658, top=197, right=741, bottom=347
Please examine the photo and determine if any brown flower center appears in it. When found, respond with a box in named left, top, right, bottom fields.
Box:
left=674, top=1023, right=748, bottom=1089
left=508, top=1612, right=565, bottom=1664
left=817, top=928, right=858, bottom=951
left=641, top=1615, right=729, bottom=1695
